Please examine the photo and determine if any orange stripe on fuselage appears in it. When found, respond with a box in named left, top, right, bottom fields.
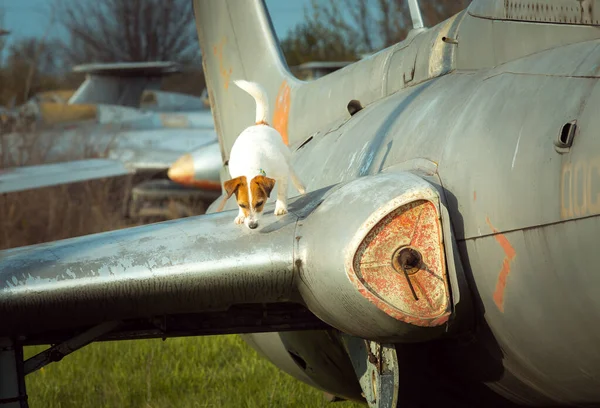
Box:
left=486, top=217, right=516, bottom=313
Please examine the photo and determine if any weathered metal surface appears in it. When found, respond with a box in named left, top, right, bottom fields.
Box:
left=0, top=210, right=297, bottom=336
left=194, top=0, right=600, bottom=405
left=193, top=0, right=460, bottom=161
left=458, top=6, right=600, bottom=70
left=0, top=171, right=457, bottom=342
left=294, top=172, right=455, bottom=342
left=342, top=336, right=399, bottom=408
left=167, top=142, right=222, bottom=190
left=69, top=62, right=181, bottom=108
left=241, top=331, right=364, bottom=402
left=470, top=0, right=600, bottom=25
left=351, top=200, right=450, bottom=327
left=0, top=338, right=27, bottom=408
left=4, top=0, right=600, bottom=406
left=0, top=159, right=133, bottom=194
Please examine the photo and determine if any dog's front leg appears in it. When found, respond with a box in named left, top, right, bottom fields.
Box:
left=234, top=207, right=246, bottom=224
left=274, top=178, right=288, bottom=216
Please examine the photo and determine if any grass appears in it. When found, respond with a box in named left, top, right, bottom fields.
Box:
left=1, top=130, right=366, bottom=408
left=24, top=336, right=365, bottom=408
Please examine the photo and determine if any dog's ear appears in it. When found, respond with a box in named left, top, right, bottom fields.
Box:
left=223, top=176, right=246, bottom=199
left=253, top=176, right=276, bottom=197
left=216, top=176, right=246, bottom=212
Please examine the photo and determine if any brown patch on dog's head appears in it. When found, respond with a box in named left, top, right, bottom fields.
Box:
left=250, top=175, right=275, bottom=213
left=223, top=176, right=250, bottom=216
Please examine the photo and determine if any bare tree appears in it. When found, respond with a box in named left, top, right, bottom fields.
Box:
left=56, top=0, right=199, bottom=64
left=0, top=38, right=62, bottom=105
left=302, top=0, right=471, bottom=55
left=280, top=19, right=359, bottom=67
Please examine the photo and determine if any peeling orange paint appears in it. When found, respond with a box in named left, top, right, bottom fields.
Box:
left=170, top=174, right=222, bottom=191
left=486, top=217, right=516, bottom=313
left=272, top=81, right=291, bottom=145
left=213, top=37, right=232, bottom=90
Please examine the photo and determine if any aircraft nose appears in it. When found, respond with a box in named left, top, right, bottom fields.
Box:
left=248, top=221, right=258, bottom=229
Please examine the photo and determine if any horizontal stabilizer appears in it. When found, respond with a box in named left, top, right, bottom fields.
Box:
left=69, top=62, right=182, bottom=108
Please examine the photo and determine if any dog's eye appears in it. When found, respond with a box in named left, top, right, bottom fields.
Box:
left=239, top=203, right=247, bottom=209
left=256, top=201, right=264, bottom=207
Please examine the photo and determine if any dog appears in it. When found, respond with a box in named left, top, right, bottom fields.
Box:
left=222, top=79, right=306, bottom=230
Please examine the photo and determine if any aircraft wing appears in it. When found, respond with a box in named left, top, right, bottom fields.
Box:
left=0, top=171, right=460, bottom=344
left=0, top=159, right=134, bottom=194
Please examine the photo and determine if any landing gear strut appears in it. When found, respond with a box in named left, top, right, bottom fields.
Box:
left=0, top=338, right=28, bottom=408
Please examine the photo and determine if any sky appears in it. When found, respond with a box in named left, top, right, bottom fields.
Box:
left=1, top=0, right=315, bottom=47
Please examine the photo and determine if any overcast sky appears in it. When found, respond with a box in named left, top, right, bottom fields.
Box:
left=2, top=0, right=315, bottom=46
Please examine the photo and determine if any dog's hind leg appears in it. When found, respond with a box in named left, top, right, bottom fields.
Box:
left=290, top=168, right=306, bottom=195
left=274, top=177, right=289, bottom=216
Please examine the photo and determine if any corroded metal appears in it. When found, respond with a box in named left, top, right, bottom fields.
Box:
left=351, top=200, right=451, bottom=327
left=0, top=210, right=297, bottom=336
left=295, top=172, right=453, bottom=342
left=193, top=0, right=600, bottom=405
left=342, top=335, right=399, bottom=408
left=0, top=171, right=455, bottom=342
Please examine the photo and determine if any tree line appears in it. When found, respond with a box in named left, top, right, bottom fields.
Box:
left=0, top=0, right=470, bottom=107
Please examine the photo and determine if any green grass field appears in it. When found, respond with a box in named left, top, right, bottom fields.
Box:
left=24, top=335, right=365, bottom=408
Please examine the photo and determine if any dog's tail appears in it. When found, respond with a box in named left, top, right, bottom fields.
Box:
left=234, top=80, right=269, bottom=125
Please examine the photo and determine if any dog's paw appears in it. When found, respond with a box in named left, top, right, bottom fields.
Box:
left=274, top=207, right=288, bottom=216
left=234, top=215, right=245, bottom=225
left=299, top=187, right=306, bottom=195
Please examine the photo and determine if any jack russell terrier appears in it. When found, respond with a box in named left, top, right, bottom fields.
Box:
left=223, top=79, right=306, bottom=229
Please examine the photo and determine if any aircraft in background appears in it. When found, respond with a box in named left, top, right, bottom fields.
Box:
left=4, top=0, right=600, bottom=407
left=0, top=61, right=221, bottom=220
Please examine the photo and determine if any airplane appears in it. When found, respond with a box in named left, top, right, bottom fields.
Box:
left=164, top=62, right=356, bottom=189
left=1, top=0, right=600, bottom=407
left=1, top=62, right=221, bottom=220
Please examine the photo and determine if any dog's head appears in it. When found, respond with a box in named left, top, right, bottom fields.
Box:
left=224, top=175, right=276, bottom=229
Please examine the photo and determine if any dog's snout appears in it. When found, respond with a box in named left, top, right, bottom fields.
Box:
left=248, top=221, right=258, bottom=229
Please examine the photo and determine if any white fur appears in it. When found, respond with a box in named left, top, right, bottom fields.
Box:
left=229, top=80, right=305, bottom=228
left=233, top=79, right=269, bottom=124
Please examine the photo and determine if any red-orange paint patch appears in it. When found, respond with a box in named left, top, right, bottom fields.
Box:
left=212, top=37, right=232, bottom=90
left=486, top=217, right=516, bottom=313
left=473, top=191, right=477, bottom=201
left=272, top=81, right=291, bottom=145
left=349, top=200, right=451, bottom=327
left=170, top=174, right=222, bottom=191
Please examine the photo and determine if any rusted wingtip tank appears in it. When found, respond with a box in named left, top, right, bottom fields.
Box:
left=0, top=171, right=463, bottom=343
left=167, top=142, right=222, bottom=191
left=295, top=171, right=460, bottom=341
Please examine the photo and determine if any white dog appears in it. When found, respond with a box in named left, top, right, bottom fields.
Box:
left=223, top=79, right=306, bottom=229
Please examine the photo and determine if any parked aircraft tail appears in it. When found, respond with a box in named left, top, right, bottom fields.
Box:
left=68, top=62, right=182, bottom=108
left=192, top=0, right=438, bottom=166
left=192, top=0, right=292, bottom=160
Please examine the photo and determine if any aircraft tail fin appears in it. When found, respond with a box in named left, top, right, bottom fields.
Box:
left=233, top=80, right=269, bottom=125
left=192, top=0, right=294, bottom=160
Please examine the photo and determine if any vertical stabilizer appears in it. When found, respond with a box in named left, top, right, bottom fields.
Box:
left=192, top=0, right=295, bottom=161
